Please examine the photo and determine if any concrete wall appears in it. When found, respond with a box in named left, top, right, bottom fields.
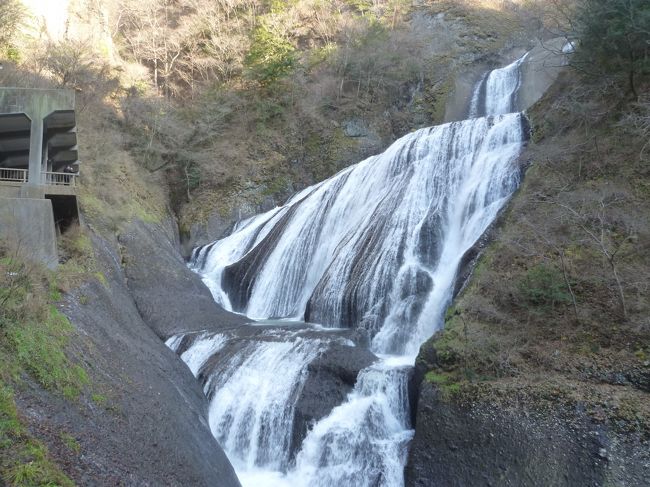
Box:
left=0, top=185, right=22, bottom=198
left=0, top=88, right=75, bottom=116
left=0, top=198, right=58, bottom=269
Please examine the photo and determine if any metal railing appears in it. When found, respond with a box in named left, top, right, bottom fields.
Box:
left=43, top=171, right=78, bottom=187
left=0, top=169, right=78, bottom=187
left=0, top=168, right=28, bottom=183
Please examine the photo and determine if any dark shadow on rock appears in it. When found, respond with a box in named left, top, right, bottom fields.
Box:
left=117, top=219, right=247, bottom=339
left=405, top=382, right=610, bottom=487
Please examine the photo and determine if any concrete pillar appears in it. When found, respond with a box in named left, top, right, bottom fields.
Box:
left=27, top=116, right=44, bottom=185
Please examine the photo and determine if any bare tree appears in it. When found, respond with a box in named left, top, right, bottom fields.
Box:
left=550, top=196, right=635, bottom=320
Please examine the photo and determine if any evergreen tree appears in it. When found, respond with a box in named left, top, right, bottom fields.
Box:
left=576, top=0, right=650, bottom=99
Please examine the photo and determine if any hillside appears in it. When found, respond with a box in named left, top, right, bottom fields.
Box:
left=2, top=0, right=548, bottom=240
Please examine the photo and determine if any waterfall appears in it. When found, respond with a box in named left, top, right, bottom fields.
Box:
left=167, top=329, right=330, bottom=471
left=173, top=51, right=531, bottom=487
left=194, top=113, right=525, bottom=354
left=288, top=358, right=413, bottom=487
left=469, top=52, right=528, bottom=118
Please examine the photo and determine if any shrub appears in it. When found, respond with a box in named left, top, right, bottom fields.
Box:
left=575, top=0, right=650, bottom=99
left=245, top=23, right=297, bottom=86
left=0, top=0, right=23, bottom=50
left=519, top=264, right=571, bottom=308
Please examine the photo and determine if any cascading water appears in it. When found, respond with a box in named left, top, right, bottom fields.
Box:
left=166, top=328, right=333, bottom=473
left=172, top=51, right=531, bottom=486
left=469, top=52, right=528, bottom=118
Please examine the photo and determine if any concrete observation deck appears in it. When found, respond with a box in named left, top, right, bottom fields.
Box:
left=0, top=87, right=80, bottom=268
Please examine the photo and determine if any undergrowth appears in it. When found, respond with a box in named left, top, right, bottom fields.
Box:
left=0, top=242, right=87, bottom=486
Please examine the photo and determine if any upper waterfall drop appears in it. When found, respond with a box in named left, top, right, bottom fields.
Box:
left=192, top=114, right=528, bottom=355
left=469, top=52, right=529, bottom=118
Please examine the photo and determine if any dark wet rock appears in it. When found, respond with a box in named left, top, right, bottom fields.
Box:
left=117, top=219, right=247, bottom=339
left=185, top=196, right=278, bottom=256
left=15, top=231, right=240, bottom=487
left=584, top=366, right=650, bottom=393
left=406, top=382, right=602, bottom=487
left=291, top=340, right=377, bottom=459
left=343, top=118, right=370, bottom=137
left=405, top=381, right=650, bottom=487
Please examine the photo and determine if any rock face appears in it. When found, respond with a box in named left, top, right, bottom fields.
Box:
left=118, top=219, right=247, bottom=339
left=16, top=230, right=241, bottom=487
left=444, top=37, right=568, bottom=122
left=292, top=338, right=377, bottom=458
left=405, top=381, right=650, bottom=487
left=517, top=37, right=569, bottom=114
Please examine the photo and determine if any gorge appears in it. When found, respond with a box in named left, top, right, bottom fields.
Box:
left=2, top=1, right=649, bottom=485
left=168, top=51, right=534, bottom=486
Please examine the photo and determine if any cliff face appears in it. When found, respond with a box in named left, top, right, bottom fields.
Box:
left=10, top=222, right=242, bottom=486
left=406, top=68, right=650, bottom=486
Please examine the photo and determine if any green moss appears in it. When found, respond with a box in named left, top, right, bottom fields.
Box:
left=6, top=306, right=89, bottom=399
left=131, top=204, right=161, bottom=225
left=60, top=433, right=81, bottom=454
left=0, top=384, right=74, bottom=487
left=48, top=282, right=62, bottom=303
left=424, top=371, right=448, bottom=384
left=0, top=386, right=22, bottom=446
left=93, top=272, right=108, bottom=289
left=424, top=75, right=454, bottom=124
left=91, top=394, right=107, bottom=406
left=424, top=370, right=462, bottom=397
left=262, top=174, right=292, bottom=197
left=0, top=248, right=90, bottom=484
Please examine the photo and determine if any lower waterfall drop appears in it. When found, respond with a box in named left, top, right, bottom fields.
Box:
left=289, top=358, right=413, bottom=487
left=171, top=51, right=532, bottom=487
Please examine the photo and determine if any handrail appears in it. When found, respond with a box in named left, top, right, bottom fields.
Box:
left=0, top=168, right=28, bottom=183
left=0, top=169, right=78, bottom=187
left=43, top=171, right=78, bottom=187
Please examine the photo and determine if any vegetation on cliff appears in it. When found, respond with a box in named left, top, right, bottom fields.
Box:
left=1, top=0, right=544, bottom=238
left=0, top=242, right=90, bottom=486
left=419, top=0, right=650, bottom=438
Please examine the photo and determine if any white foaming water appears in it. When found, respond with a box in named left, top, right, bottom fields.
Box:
left=175, top=51, right=531, bottom=487
left=166, top=332, right=229, bottom=375
left=195, top=113, right=525, bottom=354
left=168, top=330, right=326, bottom=473
left=469, top=52, right=528, bottom=118
left=288, top=363, right=413, bottom=487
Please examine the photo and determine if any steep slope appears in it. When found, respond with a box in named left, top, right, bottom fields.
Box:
left=8, top=226, right=242, bottom=486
